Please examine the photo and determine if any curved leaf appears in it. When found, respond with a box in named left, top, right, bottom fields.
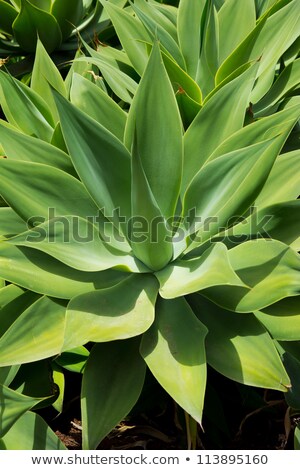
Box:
left=0, top=71, right=54, bottom=141
left=0, top=1, right=18, bottom=35
left=190, top=295, right=290, bottom=392
left=0, top=208, right=27, bottom=238
left=203, top=240, right=300, bottom=313
left=0, top=242, right=129, bottom=299
left=0, top=411, right=66, bottom=450
left=81, top=338, right=146, bottom=449
left=156, top=243, right=245, bottom=299
left=141, top=297, right=208, bottom=424
left=53, top=91, right=132, bottom=229
left=12, top=0, right=62, bottom=53
left=8, top=216, right=145, bottom=273
left=63, top=274, right=158, bottom=350
left=0, top=296, right=66, bottom=366
left=126, top=43, right=183, bottom=220
left=51, top=0, right=83, bottom=40
left=182, top=63, right=258, bottom=191
left=0, top=385, right=42, bottom=438
left=70, top=73, right=127, bottom=142
left=254, top=296, right=300, bottom=341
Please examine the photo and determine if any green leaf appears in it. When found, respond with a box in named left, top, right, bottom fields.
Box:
left=218, top=0, right=256, bottom=64
left=196, top=1, right=219, bottom=98
left=132, top=2, right=186, bottom=71
left=134, top=0, right=178, bottom=41
left=0, top=411, right=66, bottom=449
left=209, top=105, right=300, bottom=161
left=130, top=137, right=173, bottom=271
left=0, top=290, right=40, bottom=339
left=155, top=243, right=245, bottom=299
left=189, top=295, right=290, bottom=392
left=0, top=121, right=74, bottom=175
left=76, top=55, right=138, bottom=104
left=81, top=338, right=146, bottom=449
left=31, top=39, right=66, bottom=123
left=203, top=240, right=300, bottom=313
left=216, top=0, right=300, bottom=87
left=0, top=1, right=18, bottom=35
left=227, top=201, right=300, bottom=247
left=100, top=0, right=151, bottom=75
left=0, top=208, right=27, bottom=238
left=0, top=160, right=99, bottom=223
left=183, top=138, right=283, bottom=249
left=52, top=363, right=64, bottom=413
left=182, top=63, right=258, bottom=192
left=63, top=274, right=158, bottom=350
left=254, top=296, right=300, bottom=341
left=0, top=385, right=43, bottom=438
left=8, top=216, right=144, bottom=273
left=70, top=73, right=127, bottom=142
left=0, top=296, right=66, bottom=366
left=141, top=297, right=208, bottom=424
left=0, top=71, right=54, bottom=141
left=275, top=341, right=300, bottom=410
left=255, top=151, right=300, bottom=209
left=254, top=58, right=300, bottom=115
left=177, top=0, right=206, bottom=79
left=0, top=284, right=25, bottom=309
left=53, top=91, right=132, bottom=229
left=126, top=43, right=183, bottom=220
left=51, top=0, right=83, bottom=40
left=0, top=242, right=129, bottom=299
left=55, top=346, right=89, bottom=374
left=0, top=366, right=20, bottom=387
left=12, top=0, right=62, bottom=53
left=295, top=425, right=300, bottom=450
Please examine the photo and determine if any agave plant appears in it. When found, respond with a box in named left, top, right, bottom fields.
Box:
left=0, top=0, right=126, bottom=60
left=0, top=0, right=300, bottom=451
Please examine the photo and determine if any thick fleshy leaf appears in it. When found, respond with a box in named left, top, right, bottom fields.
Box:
left=51, top=0, right=83, bottom=39
left=182, top=63, right=258, bottom=191
left=196, top=1, right=219, bottom=98
left=100, top=0, right=151, bottom=75
left=0, top=121, right=74, bottom=175
left=183, top=138, right=283, bottom=250
left=296, top=426, right=300, bottom=450
left=31, top=39, right=66, bottom=123
left=70, top=73, right=127, bottom=142
left=203, top=240, right=300, bottom=313
left=0, top=71, right=54, bottom=141
left=218, top=0, right=256, bottom=63
left=55, top=346, right=89, bottom=374
left=156, top=243, right=245, bottom=299
left=254, top=296, right=300, bottom=341
left=0, top=296, right=66, bottom=366
left=0, top=208, right=27, bottom=238
left=76, top=55, right=138, bottom=104
left=217, top=0, right=300, bottom=85
left=275, top=341, right=300, bottom=410
left=141, top=297, right=208, bottom=424
left=132, top=2, right=186, bottom=70
left=254, top=58, right=300, bottom=115
left=0, top=385, right=43, bottom=438
left=0, top=242, right=129, bottom=299
left=134, top=0, right=177, bottom=40
left=0, top=290, right=40, bottom=339
left=0, top=366, right=20, bottom=388
left=0, top=0, right=18, bottom=35
left=12, top=0, right=62, bottom=53
left=53, top=91, right=132, bottom=228
left=0, top=160, right=99, bottom=223
left=8, top=216, right=144, bottom=273
left=255, top=151, right=300, bottom=209
left=81, top=338, right=146, bottom=449
left=209, top=105, right=300, bottom=161
left=227, top=201, right=300, bottom=247
left=63, top=274, right=158, bottom=350
left=190, top=295, right=290, bottom=392
left=126, top=44, right=183, bottom=220
left=130, top=139, right=173, bottom=271
left=0, top=284, right=25, bottom=309
left=177, top=0, right=206, bottom=79
left=0, top=411, right=66, bottom=450
left=52, top=363, right=65, bottom=413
